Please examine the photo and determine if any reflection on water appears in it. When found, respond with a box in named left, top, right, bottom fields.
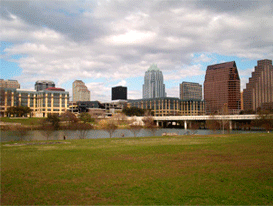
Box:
left=0, top=128, right=258, bottom=142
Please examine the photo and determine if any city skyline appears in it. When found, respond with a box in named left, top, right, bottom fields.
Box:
left=1, top=1, right=273, bottom=101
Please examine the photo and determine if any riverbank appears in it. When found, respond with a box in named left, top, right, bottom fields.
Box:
left=2, top=133, right=273, bottom=205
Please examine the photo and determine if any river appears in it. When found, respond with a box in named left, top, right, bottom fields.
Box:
left=0, top=128, right=262, bottom=142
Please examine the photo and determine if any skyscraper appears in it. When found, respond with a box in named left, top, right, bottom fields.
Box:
left=72, top=80, right=90, bottom=102
left=143, top=64, right=166, bottom=99
left=112, top=86, right=127, bottom=100
left=204, top=61, right=241, bottom=114
left=35, top=80, right=55, bottom=91
left=243, top=59, right=273, bottom=111
left=180, top=82, right=202, bottom=100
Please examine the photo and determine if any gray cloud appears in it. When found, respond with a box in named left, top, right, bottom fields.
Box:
left=1, top=0, right=273, bottom=100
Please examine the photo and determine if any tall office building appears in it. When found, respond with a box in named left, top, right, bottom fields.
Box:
left=112, top=86, right=127, bottom=100
left=243, top=59, right=273, bottom=111
left=204, top=61, right=241, bottom=114
left=143, top=64, right=166, bottom=99
left=0, top=79, right=20, bottom=89
left=72, top=80, right=90, bottom=102
left=35, top=80, right=55, bottom=91
left=180, top=82, right=202, bottom=100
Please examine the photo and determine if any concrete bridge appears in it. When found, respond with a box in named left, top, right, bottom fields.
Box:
left=130, top=115, right=259, bottom=130
left=153, top=115, right=259, bottom=130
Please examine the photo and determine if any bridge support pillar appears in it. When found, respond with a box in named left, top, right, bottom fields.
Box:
left=229, top=121, right=232, bottom=130
left=184, top=121, right=187, bottom=130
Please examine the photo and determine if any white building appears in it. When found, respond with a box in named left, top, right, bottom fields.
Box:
left=72, top=80, right=90, bottom=102
left=143, top=64, right=166, bottom=99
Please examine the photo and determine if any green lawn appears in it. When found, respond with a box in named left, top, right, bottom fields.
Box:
left=1, top=133, right=273, bottom=205
left=0, top=117, right=44, bottom=125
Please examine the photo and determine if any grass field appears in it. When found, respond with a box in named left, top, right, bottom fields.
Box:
left=0, top=117, right=44, bottom=126
left=1, top=133, right=273, bottom=205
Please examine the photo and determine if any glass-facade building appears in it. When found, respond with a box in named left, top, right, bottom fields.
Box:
left=112, top=86, right=127, bottom=100
left=143, top=64, right=166, bottom=99
left=243, top=59, right=273, bottom=111
left=180, top=82, right=202, bottom=100
left=204, top=61, right=241, bottom=114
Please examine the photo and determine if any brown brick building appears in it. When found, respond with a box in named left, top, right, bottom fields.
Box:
left=204, top=61, right=241, bottom=114
left=243, top=59, right=273, bottom=111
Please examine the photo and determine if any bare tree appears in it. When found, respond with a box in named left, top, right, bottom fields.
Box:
left=206, top=114, right=221, bottom=132
left=142, top=112, right=157, bottom=136
left=256, top=110, right=273, bottom=132
left=9, top=125, right=30, bottom=141
left=128, top=118, right=143, bottom=137
left=61, top=111, right=78, bottom=127
left=76, top=123, right=93, bottom=139
left=16, top=126, right=30, bottom=141
left=40, top=119, right=55, bottom=140
left=98, top=118, right=118, bottom=138
left=113, top=113, right=128, bottom=125
left=219, top=103, right=230, bottom=133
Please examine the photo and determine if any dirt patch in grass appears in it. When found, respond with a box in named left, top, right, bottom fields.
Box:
left=3, top=141, right=71, bottom=147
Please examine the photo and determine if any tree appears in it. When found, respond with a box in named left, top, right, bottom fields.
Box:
left=78, top=112, right=94, bottom=123
left=219, top=103, right=230, bottom=133
left=122, top=107, right=145, bottom=116
left=98, top=118, right=118, bottom=138
left=47, top=113, right=60, bottom=130
left=75, top=123, right=93, bottom=139
left=9, top=125, right=31, bottom=141
left=40, top=119, right=55, bottom=140
left=128, top=117, right=143, bottom=137
left=256, top=110, right=273, bottom=132
left=61, top=111, right=78, bottom=125
left=112, top=113, right=128, bottom=125
left=6, top=106, right=32, bottom=117
left=206, top=114, right=221, bottom=131
left=142, top=112, right=157, bottom=136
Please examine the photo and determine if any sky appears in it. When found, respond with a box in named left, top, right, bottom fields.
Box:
left=1, top=0, right=273, bottom=102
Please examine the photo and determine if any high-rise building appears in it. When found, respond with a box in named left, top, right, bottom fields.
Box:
left=112, top=86, right=127, bottom=100
left=180, top=82, right=202, bottom=100
left=243, top=59, right=273, bottom=111
left=72, top=80, right=90, bottom=102
left=143, top=64, right=166, bottom=99
left=204, top=61, right=241, bottom=114
left=35, top=80, right=55, bottom=91
left=0, top=79, right=20, bottom=89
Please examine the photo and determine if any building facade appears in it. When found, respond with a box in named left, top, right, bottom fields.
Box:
left=112, top=86, right=127, bottom=100
left=180, top=82, right=202, bottom=100
left=35, top=80, right=55, bottom=91
left=0, top=87, right=69, bottom=117
left=143, top=64, right=166, bottom=99
left=128, top=98, right=205, bottom=116
left=204, top=61, right=241, bottom=114
left=72, top=80, right=90, bottom=102
left=243, top=59, right=273, bottom=111
left=0, top=79, right=20, bottom=89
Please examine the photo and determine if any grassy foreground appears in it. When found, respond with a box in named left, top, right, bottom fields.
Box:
left=1, top=133, right=273, bottom=205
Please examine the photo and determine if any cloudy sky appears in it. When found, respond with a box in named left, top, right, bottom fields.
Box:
left=1, top=0, right=273, bottom=101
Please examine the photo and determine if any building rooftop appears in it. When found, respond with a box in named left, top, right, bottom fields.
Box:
left=35, top=80, right=55, bottom=84
left=147, top=64, right=160, bottom=71
left=46, top=87, right=65, bottom=91
left=207, top=61, right=236, bottom=70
